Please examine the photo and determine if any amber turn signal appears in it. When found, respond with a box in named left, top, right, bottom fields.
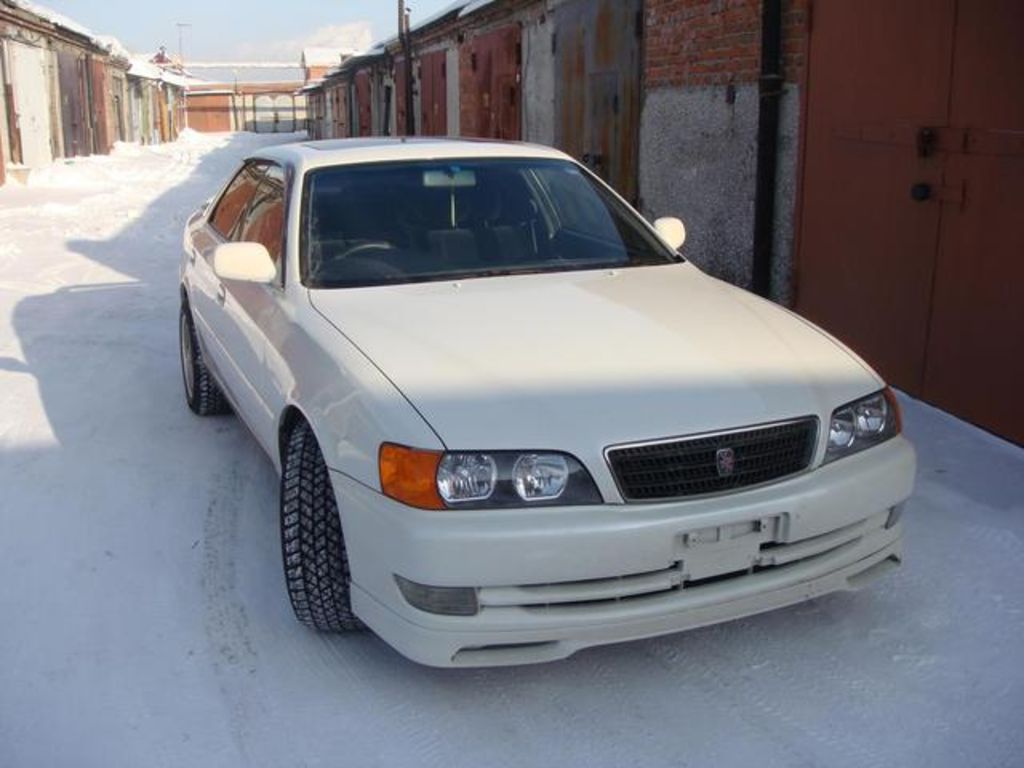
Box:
left=883, top=387, right=903, bottom=434
left=379, top=443, right=446, bottom=510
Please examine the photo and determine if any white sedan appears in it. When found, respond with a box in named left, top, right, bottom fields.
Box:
left=179, top=138, right=916, bottom=667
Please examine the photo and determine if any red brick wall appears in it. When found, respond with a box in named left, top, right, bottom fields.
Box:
left=645, top=0, right=807, bottom=88
left=306, top=65, right=331, bottom=83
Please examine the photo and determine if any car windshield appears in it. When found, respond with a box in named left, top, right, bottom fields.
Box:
left=301, top=158, right=679, bottom=288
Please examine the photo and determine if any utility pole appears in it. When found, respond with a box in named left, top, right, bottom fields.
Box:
left=399, top=0, right=415, bottom=135
left=176, top=22, right=192, bottom=130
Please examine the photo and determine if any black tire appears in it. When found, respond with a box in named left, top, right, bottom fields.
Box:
left=180, top=301, right=231, bottom=416
left=281, top=419, right=363, bottom=632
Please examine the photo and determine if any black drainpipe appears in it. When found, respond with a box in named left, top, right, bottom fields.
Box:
left=751, top=0, right=783, bottom=298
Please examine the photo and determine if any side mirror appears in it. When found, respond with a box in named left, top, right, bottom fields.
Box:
left=653, top=217, right=687, bottom=252
left=212, top=242, right=276, bottom=284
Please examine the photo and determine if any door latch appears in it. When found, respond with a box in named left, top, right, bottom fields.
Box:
left=916, top=127, right=937, bottom=158
left=910, top=181, right=966, bottom=207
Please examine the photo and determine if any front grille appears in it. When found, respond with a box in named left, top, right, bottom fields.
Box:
left=607, top=417, right=818, bottom=501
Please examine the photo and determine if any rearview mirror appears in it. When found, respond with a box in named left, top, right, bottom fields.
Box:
left=654, top=217, right=687, bottom=251
left=423, top=168, right=477, bottom=188
left=212, top=242, right=276, bottom=284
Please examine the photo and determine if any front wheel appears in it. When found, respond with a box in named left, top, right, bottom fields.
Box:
left=280, top=420, right=363, bottom=632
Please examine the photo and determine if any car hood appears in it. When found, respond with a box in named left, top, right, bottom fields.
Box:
left=309, top=264, right=879, bottom=461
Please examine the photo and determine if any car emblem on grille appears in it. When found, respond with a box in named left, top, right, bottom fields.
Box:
left=715, top=447, right=736, bottom=478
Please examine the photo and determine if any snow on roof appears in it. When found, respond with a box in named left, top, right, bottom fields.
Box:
left=7, top=0, right=96, bottom=40
left=186, top=61, right=299, bottom=69
left=186, top=65, right=304, bottom=84
left=128, top=58, right=162, bottom=81
left=301, top=48, right=349, bottom=68
left=6, top=1, right=141, bottom=60
left=95, top=35, right=131, bottom=60
left=127, top=57, right=206, bottom=88
left=343, top=0, right=500, bottom=63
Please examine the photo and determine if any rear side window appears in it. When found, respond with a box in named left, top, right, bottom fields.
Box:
left=209, top=164, right=263, bottom=238
left=237, top=164, right=286, bottom=265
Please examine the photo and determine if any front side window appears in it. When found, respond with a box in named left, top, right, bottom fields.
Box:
left=209, top=163, right=264, bottom=238
left=301, top=159, right=678, bottom=289
left=237, top=164, right=286, bottom=266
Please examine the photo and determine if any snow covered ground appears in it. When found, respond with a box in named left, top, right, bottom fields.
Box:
left=1, top=132, right=1022, bottom=768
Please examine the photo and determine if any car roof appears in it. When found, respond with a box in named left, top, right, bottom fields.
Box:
left=249, top=137, right=574, bottom=175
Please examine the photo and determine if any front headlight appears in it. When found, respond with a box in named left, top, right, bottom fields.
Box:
left=380, top=444, right=602, bottom=509
left=824, top=388, right=901, bottom=464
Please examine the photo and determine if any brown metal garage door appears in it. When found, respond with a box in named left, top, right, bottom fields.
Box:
left=419, top=50, right=447, bottom=137
left=460, top=25, right=521, bottom=141
left=795, top=0, right=1024, bottom=443
left=554, top=0, right=642, bottom=203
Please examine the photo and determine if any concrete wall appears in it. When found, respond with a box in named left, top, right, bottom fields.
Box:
left=639, top=82, right=800, bottom=301
left=521, top=11, right=554, bottom=146
left=445, top=47, right=460, bottom=137
left=640, top=0, right=808, bottom=303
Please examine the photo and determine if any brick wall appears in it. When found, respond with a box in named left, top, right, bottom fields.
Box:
left=644, top=0, right=807, bottom=88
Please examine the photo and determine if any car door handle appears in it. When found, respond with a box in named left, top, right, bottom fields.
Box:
left=216, top=284, right=227, bottom=304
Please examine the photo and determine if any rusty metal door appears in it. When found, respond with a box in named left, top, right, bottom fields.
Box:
left=57, top=51, right=87, bottom=157
left=355, top=71, right=372, bottom=137
left=88, top=58, right=110, bottom=153
left=419, top=50, right=447, bottom=137
left=796, top=0, right=1024, bottom=442
left=395, top=58, right=409, bottom=136
left=461, top=25, right=521, bottom=140
left=554, top=0, right=642, bottom=202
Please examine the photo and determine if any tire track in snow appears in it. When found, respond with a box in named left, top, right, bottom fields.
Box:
left=201, top=459, right=268, bottom=763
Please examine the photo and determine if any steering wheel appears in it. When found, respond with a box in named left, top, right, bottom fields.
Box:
left=338, top=241, right=396, bottom=259
left=336, top=242, right=405, bottom=280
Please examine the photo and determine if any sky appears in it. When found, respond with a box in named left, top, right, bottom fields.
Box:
left=32, top=0, right=461, bottom=61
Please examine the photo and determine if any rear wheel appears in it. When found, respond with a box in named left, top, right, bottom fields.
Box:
left=179, top=302, right=230, bottom=416
left=281, top=419, right=363, bottom=632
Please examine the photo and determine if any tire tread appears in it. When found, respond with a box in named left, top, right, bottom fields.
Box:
left=280, top=420, right=362, bottom=632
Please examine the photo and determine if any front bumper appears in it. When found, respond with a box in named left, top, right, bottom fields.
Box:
left=333, top=436, right=915, bottom=667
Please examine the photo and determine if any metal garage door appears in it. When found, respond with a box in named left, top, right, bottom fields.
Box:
left=461, top=25, right=521, bottom=141
left=254, top=94, right=294, bottom=133
left=795, top=0, right=1024, bottom=443
left=553, top=0, right=643, bottom=203
left=8, top=41, right=53, bottom=167
left=419, top=50, right=447, bottom=137
left=57, top=51, right=88, bottom=158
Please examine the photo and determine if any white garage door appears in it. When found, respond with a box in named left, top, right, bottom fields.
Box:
left=8, top=41, right=53, bottom=167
